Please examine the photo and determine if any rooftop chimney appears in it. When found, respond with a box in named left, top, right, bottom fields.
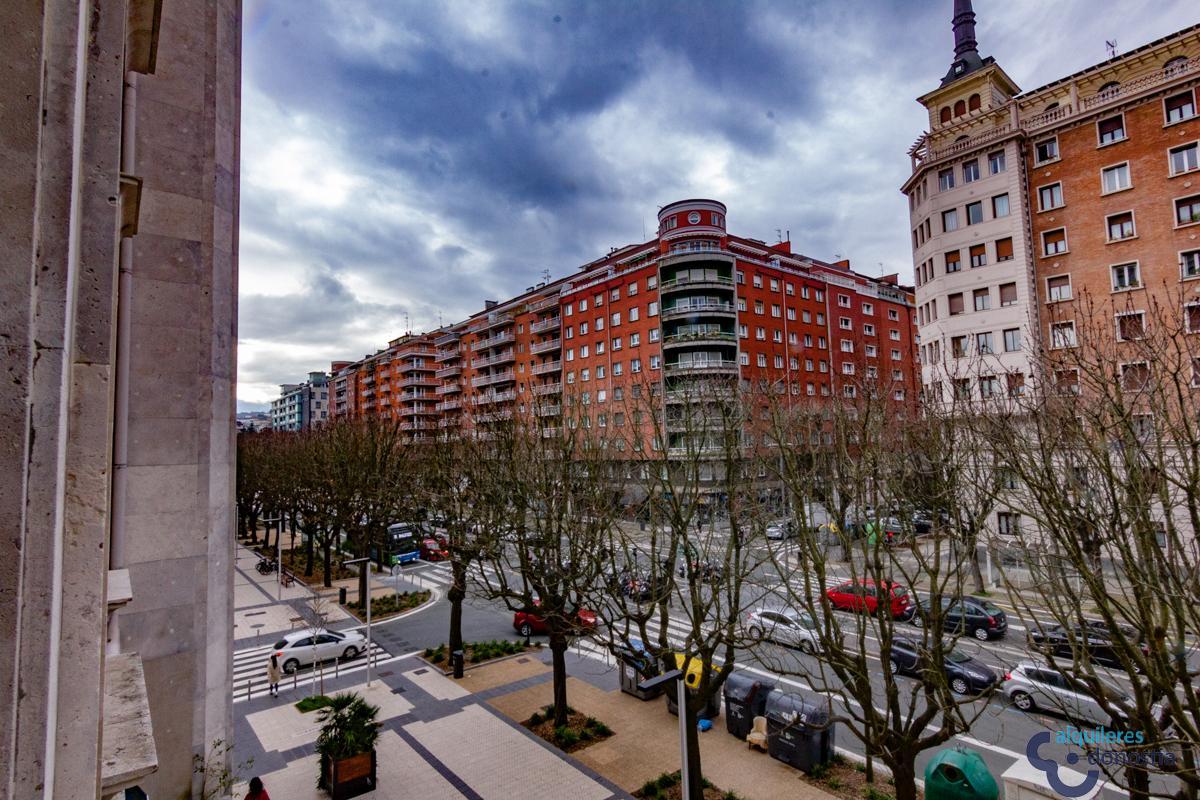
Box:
left=952, top=0, right=978, bottom=58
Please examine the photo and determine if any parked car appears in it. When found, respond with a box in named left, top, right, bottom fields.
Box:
left=826, top=579, right=914, bottom=619
left=513, top=602, right=598, bottom=637
left=745, top=607, right=823, bottom=653
left=911, top=597, right=1008, bottom=640
left=273, top=629, right=366, bottom=674
left=889, top=637, right=1001, bottom=695
left=419, top=537, right=449, bottom=561
left=1028, top=620, right=1146, bottom=671
left=1005, top=662, right=1134, bottom=726
left=765, top=521, right=793, bottom=541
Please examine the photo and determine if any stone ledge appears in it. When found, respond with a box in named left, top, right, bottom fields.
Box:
left=101, top=652, right=158, bottom=794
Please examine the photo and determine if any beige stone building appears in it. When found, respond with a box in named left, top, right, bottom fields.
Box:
left=1, top=1, right=240, bottom=798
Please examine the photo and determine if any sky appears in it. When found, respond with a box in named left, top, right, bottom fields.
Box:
left=237, top=0, right=1194, bottom=410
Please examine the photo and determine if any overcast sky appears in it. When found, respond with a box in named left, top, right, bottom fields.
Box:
left=237, top=0, right=1193, bottom=409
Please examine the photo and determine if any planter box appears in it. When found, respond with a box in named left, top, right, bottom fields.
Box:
left=324, top=749, right=376, bottom=799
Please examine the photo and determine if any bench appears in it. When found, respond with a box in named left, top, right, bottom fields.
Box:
left=280, top=569, right=295, bottom=588
left=289, top=616, right=305, bottom=629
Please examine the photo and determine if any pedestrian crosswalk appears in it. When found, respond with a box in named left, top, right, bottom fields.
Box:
left=232, top=638, right=398, bottom=703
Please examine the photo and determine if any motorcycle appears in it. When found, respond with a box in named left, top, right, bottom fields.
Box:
left=256, top=557, right=277, bottom=575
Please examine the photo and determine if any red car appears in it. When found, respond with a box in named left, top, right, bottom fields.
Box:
left=825, top=579, right=913, bottom=619
left=513, top=602, right=598, bottom=637
left=419, top=537, right=449, bottom=561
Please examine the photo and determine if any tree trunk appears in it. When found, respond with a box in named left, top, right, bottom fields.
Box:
left=448, top=560, right=466, bottom=656
left=682, top=693, right=705, bottom=800
left=249, top=510, right=259, bottom=544
left=1126, top=764, right=1149, bottom=800
left=303, top=523, right=315, bottom=577
left=323, top=541, right=333, bottom=589
left=549, top=630, right=570, bottom=727
left=890, top=758, right=918, bottom=800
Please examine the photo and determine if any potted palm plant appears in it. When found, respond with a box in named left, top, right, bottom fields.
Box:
left=316, top=693, right=381, bottom=799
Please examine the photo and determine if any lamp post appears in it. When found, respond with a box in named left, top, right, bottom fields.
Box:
left=638, top=669, right=693, bottom=798
left=262, top=513, right=283, bottom=600
left=344, top=557, right=373, bottom=687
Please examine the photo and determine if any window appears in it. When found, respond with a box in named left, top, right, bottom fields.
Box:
left=840, top=339, right=854, bottom=353
left=938, top=168, right=955, bottom=191
left=595, top=341, right=605, bottom=355
left=945, top=250, right=962, bottom=273
left=1043, top=228, right=1067, bottom=256
left=963, top=160, right=980, bottom=183
left=756, top=353, right=767, bottom=367
left=997, top=513, right=1020, bottom=536
left=771, top=304, right=781, bottom=318
left=1187, top=302, right=1200, bottom=333
left=969, top=244, right=987, bottom=268
left=630, top=332, right=640, bottom=346
left=785, top=282, right=794, bottom=296
left=647, top=275, right=657, bottom=289
left=754, top=300, right=764, bottom=314
left=629, top=307, right=639, bottom=322
left=992, top=193, right=1009, bottom=218
left=739, top=353, right=749, bottom=366
left=1170, top=142, right=1199, bottom=175
left=1178, top=194, right=1200, bottom=226
left=1111, top=262, right=1140, bottom=291
left=839, top=317, right=852, bottom=330
left=1165, top=90, right=1196, bottom=124
left=737, top=298, right=747, bottom=312
left=769, top=278, right=779, bottom=292
left=1116, top=312, right=1145, bottom=341
left=977, top=332, right=994, bottom=354
left=1121, top=361, right=1149, bottom=391
left=755, top=326, right=765, bottom=340
left=613, top=362, right=623, bottom=376
left=596, top=365, right=606, bottom=379
left=889, top=329, right=900, bottom=341
left=1102, top=163, right=1131, bottom=193
left=1056, top=368, right=1080, bottom=395
left=648, top=301, right=657, bottom=316
left=1035, top=138, right=1059, bottom=163
left=631, top=358, right=641, bottom=373
left=888, top=309, right=899, bottom=321
left=580, top=321, right=589, bottom=335
left=736, top=270, right=744, bottom=285
left=999, top=282, right=1018, bottom=307
left=979, top=375, right=1000, bottom=398
left=891, top=349, right=901, bottom=359
left=786, top=307, right=796, bottom=321
left=612, top=336, right=622, bottom=350
left=1046, top=275, right=1071, bottom=302
left=1050, top=321, right=1077, bottom=349
left=580, top=345, right=589, bottom=358
left=752, top=274, right=763, bottom=288
left=996, top=237, right=1014, bottom=262
left=973, top=288, right=991, bottom=311
left=581, top=368, right=590, bottom=382
left=988, top=150, right=1006, bottom=174
left=648, top=328, right=659, bottom=342
left=1038, top=183, right=1064, bottom=210
left=1007, top=373, right=1026, bottom=397
left=1098, top=115, right=1126, bottom=145
left=1100, top=213, right=1135, bottom=245
left=611, top=312, right=621, bottom=326
left=842, top=362, right=855, bottom=375
left=954, top=379, right=971, bottom=400
left=863, top=324, right=875, bottom=336
left=1183, top=249, right=1200, bottom=280
left=948, top=293, right=964, bottom=315
left=865, top=344, right=877, bottom=356
left=966, top=201, right=983, bottom=225
left=738, top=324, right=748, bottom=339
left=649, top=355, right=660, bottom=370
left=1003, top=328, right=1021, bottom=352
left=954, top=99, right=966, bottom=116
left=942, top=208, right=959, bottom=232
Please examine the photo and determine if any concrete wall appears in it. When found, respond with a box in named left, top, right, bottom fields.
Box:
left=0, top=1, right=240, bottom=797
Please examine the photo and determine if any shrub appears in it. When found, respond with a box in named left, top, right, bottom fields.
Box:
left=656, top=772, right=678, bottom=789
left=588, top=720, right=612, bottom=736
left=827, top=777, right=843, bottom=790
left=638, top=779, right=659, bottom=796
left=295, top=695, right=332, bottom=714
left=529, top=711, right=543, bottom=726
left=810, top=763, right=828, bottom=780
left=555, top=727, right=579, bottom=747
left=864, top=788, right=893, bottom=800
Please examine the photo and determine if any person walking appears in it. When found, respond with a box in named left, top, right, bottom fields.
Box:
left=245, top=776, right=270, bottom=800
left=266, top=654, right=282, bottom=697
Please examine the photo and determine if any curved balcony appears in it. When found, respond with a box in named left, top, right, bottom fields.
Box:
left=661, top=330, right=737, bottom=350
left=659, top=249, right=735, bottom=270
left=660, top=302, right=736, bottom=322
left=658, top=274, right=736, bottom=295
left=663, top=359, right=739, bottom=377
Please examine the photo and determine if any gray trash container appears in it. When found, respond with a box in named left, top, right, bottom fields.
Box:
left=618, top=645, right=662, bottom=700
left=765, top=692, right=835, bottom=774
left=723, top=671, right=774, bottom=739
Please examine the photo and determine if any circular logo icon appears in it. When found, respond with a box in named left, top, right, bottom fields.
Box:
left=688, top=211, right=701, bottom=224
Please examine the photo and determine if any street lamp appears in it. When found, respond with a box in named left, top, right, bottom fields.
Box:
left=344, top=557, right=374, bottom=687
left=262, top=513, right=283, bottom=600
left=638, top=669, right=694, bottom=798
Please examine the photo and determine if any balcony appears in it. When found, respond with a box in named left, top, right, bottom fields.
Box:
left=531, top=360, right=561, bottom=376
left=473, top=389, right=517, bottom=405
left=664, top=359, right=739, bottom=376
left=536, top=403, right=561, bottom=417
left=541, top=427, right=561, bottom=439
left=662, top=330, right=737, bottom=349
left=659, top=249, right=735, bottom=269
left=436, top=399, right=462, bottom=412
left=400, top=420, right=434, bottom=431
left=659, top=274, right=736, bottom=293
left=660, top=302, right=736, bottom=321
left=475, top=410, right=514, bottom=423
left=529, top=295, right=559, bottom=313
left=398, top=358, right=435, bottom=373
left=532, top=382, right=562, bottom=396
left=435, top=347, right=461, bottom=362
left=400, top=375, right=438, bottom=388
left=471, top=370, right=516, bottom=388
left=530, top=315, right=561, bottom=334
left=436, top=382, right=462, bottom=395
left=530, top=337, right=561, bottom=355
left=398, top=391, right=435, bottom=403
left=435, top=364, right=462, bottom=379
left=471, top=350, right=516, bottom=369
left=471, top=313, right=514, bottom=334
left=434, top=331, right=460, bottom=347
left=470, top=331, right=516, bottom=351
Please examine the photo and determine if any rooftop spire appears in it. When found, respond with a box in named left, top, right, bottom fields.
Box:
left=952, top=0, right=978, bottom=58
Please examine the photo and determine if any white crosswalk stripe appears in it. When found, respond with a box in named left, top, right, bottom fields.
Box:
left=232, top=641, right=398, bottom=703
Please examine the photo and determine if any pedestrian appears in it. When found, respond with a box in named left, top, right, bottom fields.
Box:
left=266, top=654, right=282, bottom=697
left=245, top=776, right=270, bottom=800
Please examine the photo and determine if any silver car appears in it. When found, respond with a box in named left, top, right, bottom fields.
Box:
left=1004, top=661, right=1129, bottom=726
left=745, top=608, right=821, bottom=653
left=273, top=629, right=367, bottom=674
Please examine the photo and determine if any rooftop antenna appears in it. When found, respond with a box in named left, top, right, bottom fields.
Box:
left=1105, top=39, right=1117, bottom=58
left=405, top=312, right=411, bottom=334
left=775, top=228, right=783, bottom=243
left=541, top=268, right=551, bottom=284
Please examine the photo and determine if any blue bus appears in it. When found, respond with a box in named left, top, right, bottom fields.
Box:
left=374, top=522, right=421, bottom=569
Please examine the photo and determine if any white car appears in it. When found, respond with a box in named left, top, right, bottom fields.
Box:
left=745, top=608, right=822, bottom=653
left=765, top=522, right=790, bottom=540
left=273, top=629, right=366, bottom=674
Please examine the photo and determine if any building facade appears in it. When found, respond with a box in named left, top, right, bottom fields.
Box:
left=2, top=1, right=240, bottom=798
left=270, top=372, right=330, bottom=431
left=905, top=2, right=1200, bottom=402
left=331, top=199, right=920, bottom=452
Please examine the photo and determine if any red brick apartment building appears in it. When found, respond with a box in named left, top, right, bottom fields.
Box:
left=905, top=1, right=1200, bottom=401
left=331, top=199, right=919, bottom=451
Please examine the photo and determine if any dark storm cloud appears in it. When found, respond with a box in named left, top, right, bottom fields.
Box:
left=238, top=0, right=1193, bottom=403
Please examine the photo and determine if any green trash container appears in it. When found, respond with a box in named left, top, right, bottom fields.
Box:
left=924, top=747, right=999, bottom=800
